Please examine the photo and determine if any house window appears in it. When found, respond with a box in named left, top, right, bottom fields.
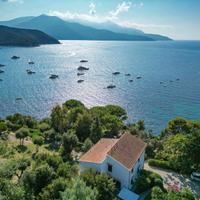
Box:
left=108, top=164, right=112, bottom=172
left=131, top=168, right=134, bottom=173
left=131, top=179, right=134, bottom=185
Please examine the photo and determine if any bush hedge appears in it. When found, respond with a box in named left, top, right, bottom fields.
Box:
left=148, top=159, right=172, bottom=170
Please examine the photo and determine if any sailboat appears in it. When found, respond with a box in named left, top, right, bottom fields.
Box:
left=28, top=60, right=34, bottom=64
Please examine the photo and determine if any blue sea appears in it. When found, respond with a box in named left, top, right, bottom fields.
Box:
left=0, top=40, right=200, bottom=134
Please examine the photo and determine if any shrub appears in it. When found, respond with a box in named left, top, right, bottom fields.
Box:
left=82, top=138, right=93, bottom=152
left=134, top=170, right=163, bottom=194
left=38, top=122, right=50, bottom=132
left=0, top=140, right=7, bottom=155
left=148, top=159, right=172, bottom=170
left=0, top=122, right=7, bottom=133
left=29, top=129, right=42, bottom=138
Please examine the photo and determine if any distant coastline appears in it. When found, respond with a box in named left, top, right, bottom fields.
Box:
left=0, top=25, right=60, bottom=47
left=0, top=15, right=172, bottom=42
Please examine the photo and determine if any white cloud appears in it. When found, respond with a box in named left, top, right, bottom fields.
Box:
left=109, top=1, right=132, bottom=19
left=120, top=21, right=173, bottom=29
left=48, top=1, right=172, bottom=32
left=89, top=2, right=96, bottom=15
left=48, top=10, right=102, bottom=23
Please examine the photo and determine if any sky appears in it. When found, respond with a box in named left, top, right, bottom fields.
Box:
left=0, top=0, right=200, bottom=40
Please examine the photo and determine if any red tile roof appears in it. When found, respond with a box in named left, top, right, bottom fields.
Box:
left=79, top=138, right=118, bottom=163
left=79, top=133, right=147, bottom=171
left=108, top=133, right=147, bottom=171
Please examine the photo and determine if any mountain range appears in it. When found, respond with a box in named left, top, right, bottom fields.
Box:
left=0, top=15, right=172, bottom=41
left=0, top=25, right=60, bottom=47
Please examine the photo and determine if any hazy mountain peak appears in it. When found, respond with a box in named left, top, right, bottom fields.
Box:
left=0, top=15, right=172, bottom=41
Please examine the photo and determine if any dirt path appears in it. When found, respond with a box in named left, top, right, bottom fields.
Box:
left=144, top=162, right=200, bottom=197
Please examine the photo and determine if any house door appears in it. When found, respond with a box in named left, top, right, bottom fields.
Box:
left=115, top=180, right=121, bottom=190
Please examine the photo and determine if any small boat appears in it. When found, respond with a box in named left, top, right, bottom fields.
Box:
left=0, top=64, right=5, bottom=67
left=176, top=78, right=180, bottom=81
left=0, top=70, right=4, bottom=73
left=113, top=72, right=120, bottom=75
left=125, top=73, right=131, bottom=76
left=28, top=61, right=34, bottom=65
left=11, top=56, right=20, bottom=59
left=136, top=76, right=142, bottom=79
left=16, top=98, right=23, bottom=101
left=77, top=79, right=84, bottom=83
left=77, top=66, right=89, bottom=71
left=129, top=80, right=133, bottom=82
left=49, top=74, right=59, bottom=79
left=107, top=84, right=116, bottom=89
left=77, top=72, right=84, bottom=76
left=26, top=70, right=36, bottom=74
left=80, top=60, right=88, bottom=63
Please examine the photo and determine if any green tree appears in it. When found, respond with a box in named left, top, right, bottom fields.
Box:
left=188, top=130, right=200, bottom=169
left=134, top=170, right=163, bottom=194
left=51, top=105, right=68, bottom=133
left=61, top=130, right=78, bottom=157
left=0, top=122, right=7, bottom=133
left=0, top=179, right=25, bottom=200
left=22, top=164, right=55, bottom=195
left=57, top=163, right=78, bottom=179
left=167, top=188, right=196, bottom=200
left=137, top=120, right=145, bottom=131
left=102, top=114, right=122, bottom=137
left=6, top=113, right=37, bottom=129
left=17, top=158, right=31, bottom=180
left=161, top=117, right=195, bottom=137
left=61, top=178, right=97, bottom=200
left=82, top=138, right=93, bottom=152
left=105, top=105, right=127, bottom=120
left=156, top=134, right=191, bottom=173
left=33, top=136, right=44, bottom=153
left=0, top=159, right=18, bottom=179
left=90, top=116, right=103, bottom=143
left=15, top=127, right=29, bottom=146
left=38, top=122, right=50, bottom=132
left=81, top=169, right=117, bottom=200
left=0, top=121, right=8, bottom=140
left=40, top=178, right=68, bottom=200
left=63, top=99, right=85, bottom=110
left=75, top=112, right=92, bottom=142
left=151, top=186, right=165, bottom=200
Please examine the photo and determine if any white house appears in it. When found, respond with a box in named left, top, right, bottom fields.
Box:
left=79, top=133, right=147, bottom=189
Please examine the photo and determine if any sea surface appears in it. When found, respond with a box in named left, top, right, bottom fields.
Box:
left=0, top=40, right=200, bottom=134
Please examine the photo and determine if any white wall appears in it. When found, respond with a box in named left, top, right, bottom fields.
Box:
left=128, top=151, right=145, bottom=188
left=79, top=161, right=102, bottom=173
left=105, top=155, right=130, bottom=189
left=79, top=150, right=145, bottom=189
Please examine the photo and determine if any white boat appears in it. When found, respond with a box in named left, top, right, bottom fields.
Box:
left=28, top=60, right=34, bottom=64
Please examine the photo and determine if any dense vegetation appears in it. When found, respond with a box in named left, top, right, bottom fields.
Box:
left=0, top=25, right=60, bottom=47
left=0, top=100, right=126, bottom=200
left=0, top=99, right=199, bottom=200
left=148, top=117, right=200, bottom=174
left=133, top=170, right=164, bottom=194
left=149, top=186, right=197, bottom=200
